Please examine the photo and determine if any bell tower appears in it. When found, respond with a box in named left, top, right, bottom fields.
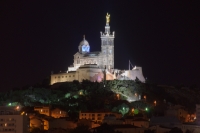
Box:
left=100, top=13, right=115, bottom=69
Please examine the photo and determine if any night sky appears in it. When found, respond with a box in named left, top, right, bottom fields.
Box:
left=0, top=1, right=200, bottom=91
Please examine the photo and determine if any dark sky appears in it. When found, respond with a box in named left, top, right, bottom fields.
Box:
left=0, top=1, right=200, bottom=91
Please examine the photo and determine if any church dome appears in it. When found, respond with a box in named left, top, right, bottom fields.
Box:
left=79, top=35, right=90, bottom=53
left=79, top=38, right=89, bottom=47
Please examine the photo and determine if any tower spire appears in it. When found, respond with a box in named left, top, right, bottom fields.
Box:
left=83, top=35, right=85, bottom=40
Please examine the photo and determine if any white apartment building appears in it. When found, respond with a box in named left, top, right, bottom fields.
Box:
left=0, top=106, right=29, bottom=133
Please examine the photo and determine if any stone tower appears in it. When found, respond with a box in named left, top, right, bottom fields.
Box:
left=100, top=13, right=115, bottom=69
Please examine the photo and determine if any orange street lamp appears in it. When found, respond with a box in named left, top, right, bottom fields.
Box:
left=117, top=94, right=120, bottom=100
left=154, top=100, right=157, bottom=106
left=144, top=95, right=146, bottom=101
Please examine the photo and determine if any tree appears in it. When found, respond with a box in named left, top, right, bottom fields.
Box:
left=112, top=103, right=129, bottom=116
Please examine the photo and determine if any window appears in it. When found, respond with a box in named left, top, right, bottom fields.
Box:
left=73, top=75, right=75, bottom=77
left=66, top=76, right=67, bottom=78
left=55, top=77, right=56, bottom=78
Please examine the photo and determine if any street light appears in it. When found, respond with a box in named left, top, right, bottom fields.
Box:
left=135, top=93, right=138, bottom=100
left=116, top=94, right=120, bottom=100
left=144, top=95, right=146, bottom=101
left=154, top=100, right=157, bottom=106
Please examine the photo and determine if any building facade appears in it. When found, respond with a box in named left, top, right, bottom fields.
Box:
left=79, top=111, right=122, bottom=123
left=50, top=13, right=145, bottom=85
left=0, top=106, right=29, bottom=133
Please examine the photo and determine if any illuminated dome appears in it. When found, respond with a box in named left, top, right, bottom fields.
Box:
left=79, top=38, right=89, bottom=46
left=79, top=35, right=90, bottom=53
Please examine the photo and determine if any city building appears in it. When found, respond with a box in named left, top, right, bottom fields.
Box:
left=79, top=111, right=122, bottom=123
left=33, top=106, right=68, bottom=130
left=103, top=114, right=124, bottom=125
left=150, top=116, right=181, bottom=128
left=34, top=106, right=67, bottom=118
left=29, top=116, right=44, bottom=130
left=164, top=105, right=188, bottom=122
left=50, top=13, right=145, bottom=85
left=0, top=106, right=29, bottom=133
left=51, top=108, right=68, bottom=118
left=34, top=106, right=50, bottom=116
left=196, top=104, right=200, bottom=125
left=48, top=118, right=77, bottom=129
left=92, top=124, right=145, bottom=133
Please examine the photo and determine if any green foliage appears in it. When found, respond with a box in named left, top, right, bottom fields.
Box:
left=1, top=80, right=200, bottom=117
left=112, top=103, right=129, bottom=116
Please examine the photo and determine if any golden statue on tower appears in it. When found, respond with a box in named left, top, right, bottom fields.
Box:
left=106, top=13, right=110, bottom=24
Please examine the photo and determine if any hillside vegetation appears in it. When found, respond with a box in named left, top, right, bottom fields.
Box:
left=0, top=80, right=199, bottom=116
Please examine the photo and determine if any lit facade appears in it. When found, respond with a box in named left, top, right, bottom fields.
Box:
left=34, top=106, right=67, bottom=118
left=0, top=106, right=29, bottom=133
left=51, top=108, right=68, bottom=118
left=34, top=106, right=50, bottom=116
left=50, top=13, right=145, bottom=85
left=33, top=106, right=68, bottom=130
left=79, top=111, right=122, bottom=123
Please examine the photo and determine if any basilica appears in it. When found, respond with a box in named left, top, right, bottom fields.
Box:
left=50, top=13, right=145, bottom=85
